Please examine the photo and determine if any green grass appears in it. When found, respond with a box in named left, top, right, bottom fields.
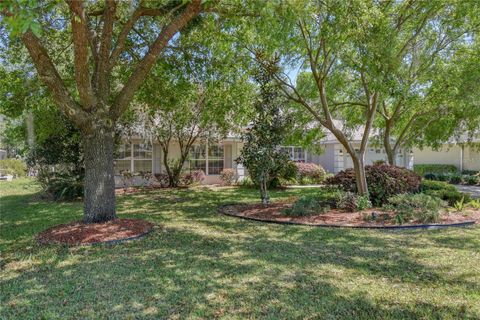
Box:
left=1, top=179, right=479, bottom=319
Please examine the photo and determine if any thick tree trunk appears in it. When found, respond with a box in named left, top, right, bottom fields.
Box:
left=352, top=154, right=368, bottom=195
left=83, top=129, right=116, bottom=223
left=383, top=123, right=397, bottom=166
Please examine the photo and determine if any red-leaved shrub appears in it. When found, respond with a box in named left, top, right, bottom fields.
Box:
left=326, top=164, right=421, bottom=206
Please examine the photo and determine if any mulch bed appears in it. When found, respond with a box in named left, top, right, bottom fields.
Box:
left=37, top=218, right=154, bottom=245
left=220, top=202, right=480, bottom=228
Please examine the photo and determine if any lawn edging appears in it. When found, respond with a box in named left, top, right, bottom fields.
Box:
left=218, top=203, right=477, bottom=230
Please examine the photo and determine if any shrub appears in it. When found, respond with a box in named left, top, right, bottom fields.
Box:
left=464, top=175, right=479, bottom=185
left=326, top=164, right=421, bottom=206
left=420, top=180, right=457, bottom=192
left=413, top=164, right=458, bottom=176
left=295, top=162, right=326, bottom=184
left=337, top=192, right=372, bottom=212
left=284, top=188, right=345, bottom=216
left=154, top=173, right=170, bottom=187
left=419, top=179, right=471, bottom=205
left=219, top=169, right=236, bottom=186
left=462, top=170, right=479, bottom=175
left=181, top=170, right=205, bottom=186
left=424, top=189, right=471, bottom=206
left=37, top=169, right=83, bottom=201
left=424, top=173, right=437, bottom=180
left=0, top=159, right=27, bottom=177
left=387, top=193, right=446, bottom=224
left=435, top=173, right=450, bottom=182
left=448, top=174, right=463, bottom=184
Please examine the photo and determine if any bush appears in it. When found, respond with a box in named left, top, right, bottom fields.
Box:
left=219, top=169, right=236, bottom=186
left=154, top=173, right=170, bottom=187
left=424, top=189, right=471, bottom=206
left=387, top=193, right=446, bottom=224
left=413, top=164, right=458, bottom=176
left=420, top=180, right=457, bottom=192
left=326, top=164, right=421, bottom=206
left=295, top=162, right=326, bottom=184
left=284, top=188, right=345, bottom=216
left=419, top=180, right=470, bottom=205
left=464, top=175, right=479, bottom=185
left=0, top=159, right=27, bottom=177
left=448, top=174, right=463, bottom=184
left=181, top=170, right=205, bottom=186
left=37, top=169, right=83, bottom=201
left=337, top=192, right=372, bottom=212
left=424, top=173, right=437, bottom=180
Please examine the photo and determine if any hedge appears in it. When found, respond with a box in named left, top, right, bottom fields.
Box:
left=413, top=164, right=458, bottom=176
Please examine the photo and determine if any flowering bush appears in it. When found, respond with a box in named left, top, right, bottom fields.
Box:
left=326, top=164, right=421, bottom=206
left=220, top=168, right=236, bottom=185
left=295, top=162, right=326, bottom=184
left=181, top=170, right=205, bottom=186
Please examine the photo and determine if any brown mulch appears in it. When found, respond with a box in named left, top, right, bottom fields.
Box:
left=220, top=203, right=480, bottom=228
left=37, top=218, right=154, bottom=245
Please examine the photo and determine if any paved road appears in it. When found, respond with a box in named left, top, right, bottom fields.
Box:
left=455, top=185, right=480, bottom=198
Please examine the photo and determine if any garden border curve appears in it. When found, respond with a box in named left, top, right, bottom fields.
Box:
left=218, top=204, right=477, bottom=230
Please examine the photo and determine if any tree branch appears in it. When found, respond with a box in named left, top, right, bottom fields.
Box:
left=67, top=0, right=96, bottom=109
left=112, top=0, right=202, bottom=120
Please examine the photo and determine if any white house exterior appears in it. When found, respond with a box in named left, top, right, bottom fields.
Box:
left=412, top=142, right=480, bottom=172
left=114, top=131, right=411, bottom=186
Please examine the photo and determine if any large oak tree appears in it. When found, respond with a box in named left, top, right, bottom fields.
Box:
left=1, top=0, right=213, bottom=222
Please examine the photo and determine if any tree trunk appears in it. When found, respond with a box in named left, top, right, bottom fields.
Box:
left=383, top=124, right=397, bottom=166
left=260, top=173, right=270, bottom=205
left=83, top=129, right=116, bottom=223
left=352, top=154, right=368, bottom=195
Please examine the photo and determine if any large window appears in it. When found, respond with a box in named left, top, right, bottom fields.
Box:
left=133, top=143, right=152, bottom=173
left=189, top=144, right=224, bottom=175
left=189, top=145, right=206, bottom=172
left=281, top=146, right=306, bottom=162
left=208, top=145, right=224, bottom=174
left=114, top=142, right=152, bottom=174
left=114, top=143, right=131, bottom=175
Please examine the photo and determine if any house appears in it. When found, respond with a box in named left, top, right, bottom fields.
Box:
left=114, top=124, right=411, bottom=186
left=412, top=137, right=480, bottom=172
left=0, top=149, right=6, bottom=160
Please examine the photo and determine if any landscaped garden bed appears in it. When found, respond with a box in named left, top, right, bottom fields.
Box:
left=36, top=218, right=154, bottom=245
left=220, top=201, right=480, bottom=228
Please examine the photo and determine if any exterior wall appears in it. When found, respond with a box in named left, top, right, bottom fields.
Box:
left=0, top=150, right=6, bottom=160
left=463, top=146, right=480, bottom=171
left=307, top=144, right=335, bottom=173
left=412, top=145, right=462, bottom=169
left=115, top=139, right=245, bottom=187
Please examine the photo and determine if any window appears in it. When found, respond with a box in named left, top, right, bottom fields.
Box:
left=281, top=146, right=305, bottom=162
left=208, top=145, right=224, bottom=174
left=133, top=143, right=152, bottom=173
left=189, top=145, right=206, bottom=172
left=114, top=143, right=131, bottom=175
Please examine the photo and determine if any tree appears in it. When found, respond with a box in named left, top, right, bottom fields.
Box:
left=1, top=0, right=215, bottom=223
left=373, top=1, right=480, bottom=164
left=237, top=67, right=291, bottom=205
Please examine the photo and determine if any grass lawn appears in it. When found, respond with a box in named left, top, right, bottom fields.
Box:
left=1, top=179, right=479, bottom=319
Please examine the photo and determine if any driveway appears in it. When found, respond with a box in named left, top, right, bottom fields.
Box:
left=455, top=185, right=480, bottom=198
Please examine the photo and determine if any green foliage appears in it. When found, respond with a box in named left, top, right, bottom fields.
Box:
left=449, top=174, right=463, bottom=185
left=237, top=67, right=292, bottom=203
left=469, top=199, right=480, bottom=210
left=387, top=194, right=446, bottom=224
left=420, top=180, right=457, bottom=192
left=284, top=194, right=331, bottom=216
left=453, top=197, right=466, bottom=212
left=0, top=158, right=27, bottom=177
left=424, top=189, right=471, bottom=206
left=464, top=175, right=480, bottom=185
left=413, top=164, right=458, bottom=176
left=37, top=168, right=83, bottom=201
left=337, top=192, right=372, bottom=212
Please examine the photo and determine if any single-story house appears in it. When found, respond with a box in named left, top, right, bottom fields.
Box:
left=412, top=138, right=480, bottom=172
left=114, top=128, right=412, bottom=186
left=0, top=149, right=6, bottom=160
